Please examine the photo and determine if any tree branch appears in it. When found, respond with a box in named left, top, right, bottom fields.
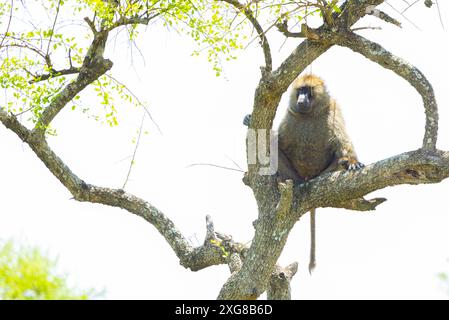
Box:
left=218, top=178, right=295, bottom=299
left=220, top=0, right=272, bottom=73
left=276, top=20, right=307, bottom=38
left=294, top=150, right=449, bottom=217
left=106, top=13, right=161, bottom=31
left=29, top=67, right=81, bottom=84
left=84, top=17, right=98, bottom=34
left=367, top=9, right=402, bottom=27
left=328, top=31, right=438, bottom=151
left=0, top=107, right=249, bottom=273
left=332, top=197, right=387, bottom=211
left=34, top=27, right=112, bottom=132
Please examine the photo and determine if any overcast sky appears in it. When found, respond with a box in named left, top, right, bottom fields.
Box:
left=1, top=1, right=449, bottom=299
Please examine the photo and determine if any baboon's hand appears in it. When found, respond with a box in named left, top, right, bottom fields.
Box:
left=348, top=161, right=365, bottom=170
left=243, top=114, right=252, bottom=127
left=338, top=157, right=365, bottom=171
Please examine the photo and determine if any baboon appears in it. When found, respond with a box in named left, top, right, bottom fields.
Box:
left=244, top=74, right=364, bottom=273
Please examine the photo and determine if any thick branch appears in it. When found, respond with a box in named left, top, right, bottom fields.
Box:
left=0, top=108, right=249, bottom=272
left=218, top=179, right=295, bottom=299
left=220, top=0, right=272, bottom=72
left=329, top=31, right=438, bottom=151
left=219, top=149, right=449, bottom=300
left=337, top=0, right=386, bottom=29
left=294, top=150, right=449, bottom=216
left=34, top=58, right=111, bottom=131
left=35, top=29, right=112, bottom=131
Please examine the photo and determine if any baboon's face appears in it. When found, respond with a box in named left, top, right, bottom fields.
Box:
left=293, top=85, right=314, bottom=114
left=289, top=75, right=328, bottom=115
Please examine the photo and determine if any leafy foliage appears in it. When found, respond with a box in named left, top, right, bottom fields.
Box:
left=0, top=241, right=94, bottom=300
left=0, top=1, right=336, bottom=129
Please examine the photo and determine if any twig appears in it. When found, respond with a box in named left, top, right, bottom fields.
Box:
left=122, top=112, right=146, bottom=189
left=186, top=163, right=244, bottom=173
left=45, top=0, right=62, bottom=58
left=224, top=154, right=244, bottom=171
left=105, top=74, right=162, bottom=135
left=0, top=0, right=13, bottom=48
left=385, top=1, right=421, bottom=30
left=435, top=0, right=445, bottom=29
left=352, top=26, right=382, bottom=31
left=220, top=0, right=272, bottom=72
left=401, top=0, right=420, bottom=14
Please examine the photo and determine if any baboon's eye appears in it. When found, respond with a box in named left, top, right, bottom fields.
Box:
left=297, top=86, right=312, bottom=97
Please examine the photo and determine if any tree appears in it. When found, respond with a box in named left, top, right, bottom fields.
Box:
left=0, top=0, right=448, bottom=300
left=0, top=240, right=94, bottom=300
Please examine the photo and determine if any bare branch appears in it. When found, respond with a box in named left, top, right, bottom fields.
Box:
left=328, top=31, right=438, bottom=151
left=84, top=17, right=98, bottom=34
left=337, top=0, right=386, bottom=28
left=351, top=26, right=382, bottom=31
left=1, top=42, right=48, bottom=62
left=106, top=13, right=161, bottom=31
left=45, top=0, right=62, bottom=58
left=219, top=0, right=272, bottom=72
left=34, top=58, right=112, bottom=131
left=218, top=147, right=449, bottom=300
left=402, top=0, right=421, bottom=13
left=0, top=108, right=249, bottom=273
left=29, top=67, right=80, bottom=84
left=384, top=1, right=421, bottom=30
left=276, top=19, right=307, bottom=38
left=367, top=9, right=402, bottom=27
left=186, top=163, right=244, bottom=173
left=435, top=0, right=445, bottom=29
left=105, top=74, right=163, bottom=135
left=333, top=197, right=387, bottom=211
left=122, top=112, right=146, bottom=189
left=294, top=150, right=449, bottom=216
left=35, top=28, right=113, bottom=131
left=0, top=0, right=13, bottom=48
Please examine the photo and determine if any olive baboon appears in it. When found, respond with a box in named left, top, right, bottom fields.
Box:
left=244, top=74, right=364, bottom=273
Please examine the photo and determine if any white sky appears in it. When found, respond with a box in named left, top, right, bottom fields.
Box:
left=1, top=1, right=449, bottom=299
